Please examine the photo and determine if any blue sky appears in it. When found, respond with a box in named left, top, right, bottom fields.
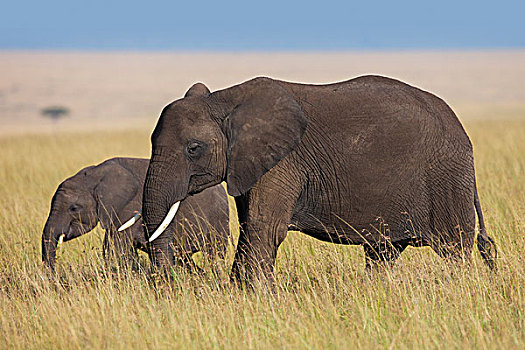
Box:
left=1, top=0, right=524, bottom=50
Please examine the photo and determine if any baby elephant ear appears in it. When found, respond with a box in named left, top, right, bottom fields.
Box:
left=223, top=78, right=308, bottom=196
left=184, top=82, right=211, bottom=98
left=93, top=163, right=140, bottom=230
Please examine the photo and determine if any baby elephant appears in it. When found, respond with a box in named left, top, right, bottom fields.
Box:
left=42, top=157, right=230, bottom=271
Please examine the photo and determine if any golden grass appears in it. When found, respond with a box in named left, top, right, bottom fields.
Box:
left=0, top=120, right=524, bottom=349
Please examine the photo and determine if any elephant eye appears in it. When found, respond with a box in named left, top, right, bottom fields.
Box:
left=69, top=204, right=82, bottom=213
left=186, top=140, right=206, bottom=158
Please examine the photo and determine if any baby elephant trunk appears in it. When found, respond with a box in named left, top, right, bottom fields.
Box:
left=41, top=218, right=65, bottom=271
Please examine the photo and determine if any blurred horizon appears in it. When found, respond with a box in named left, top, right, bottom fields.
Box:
left=2, top=0, right=524, bottom=50
left=2, top=50, right=524, bottom=135
left=2, top=48, right=524, bottom=53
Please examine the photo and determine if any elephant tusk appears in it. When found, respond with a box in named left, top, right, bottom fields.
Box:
left=58, top=233, right=65, bottom=246
left=117, top=210, right=142, bottom=232
left=148, top=202, right=180, bottom=242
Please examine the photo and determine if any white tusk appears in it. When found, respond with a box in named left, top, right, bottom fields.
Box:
left=118, top=210, right=142, bottom=232
left=58, top=234, right=65, bottom=245
left=148, top=202, right=180, bottom=242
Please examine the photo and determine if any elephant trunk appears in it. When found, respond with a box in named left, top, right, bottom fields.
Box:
left=41, top=217, right=64, bottom=271
left=142, top=157, right=188, bottom=272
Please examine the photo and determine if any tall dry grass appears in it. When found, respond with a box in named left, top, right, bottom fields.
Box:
left=0, top=120, right=523, bottom=349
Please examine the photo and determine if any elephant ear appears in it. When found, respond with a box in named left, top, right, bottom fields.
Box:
left=222, top=78, right=308, bottom=196
left=93, top=163, right=140, bottom=230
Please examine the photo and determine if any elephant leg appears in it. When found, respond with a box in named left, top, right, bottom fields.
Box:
left=426, top=163, right=476, bottom=266
left=231, top=219, right=288, bottom=289
left=430, top=226, right=475, bottom=266
left=231, top=182, right=299, bottom=289
left=363, top=240, right=408, bottom=271
left=103, top=230, right=137, bottom=268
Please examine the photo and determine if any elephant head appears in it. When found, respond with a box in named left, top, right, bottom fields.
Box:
left=142, top=78, right=307, bottom=267
left=42, top=159, right=142, bottom=270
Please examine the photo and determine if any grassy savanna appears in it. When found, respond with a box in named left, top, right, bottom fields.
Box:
left=0, top=119, right=524, bottom=349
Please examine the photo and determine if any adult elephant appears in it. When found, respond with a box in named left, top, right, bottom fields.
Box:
left=42, top=157, right=230, bottom=271
left=142, top=76, right=497, bottom=287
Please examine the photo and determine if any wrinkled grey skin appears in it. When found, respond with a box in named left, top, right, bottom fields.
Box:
left=142, top=76, right=497, bottom=287
left=42, top=157, right=230, bottom=271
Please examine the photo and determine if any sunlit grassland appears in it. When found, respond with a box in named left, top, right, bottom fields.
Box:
left=0, top=120, right=523, bottom=349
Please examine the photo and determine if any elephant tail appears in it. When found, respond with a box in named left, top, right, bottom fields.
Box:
left=474, top=177, right=497, bottom=270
